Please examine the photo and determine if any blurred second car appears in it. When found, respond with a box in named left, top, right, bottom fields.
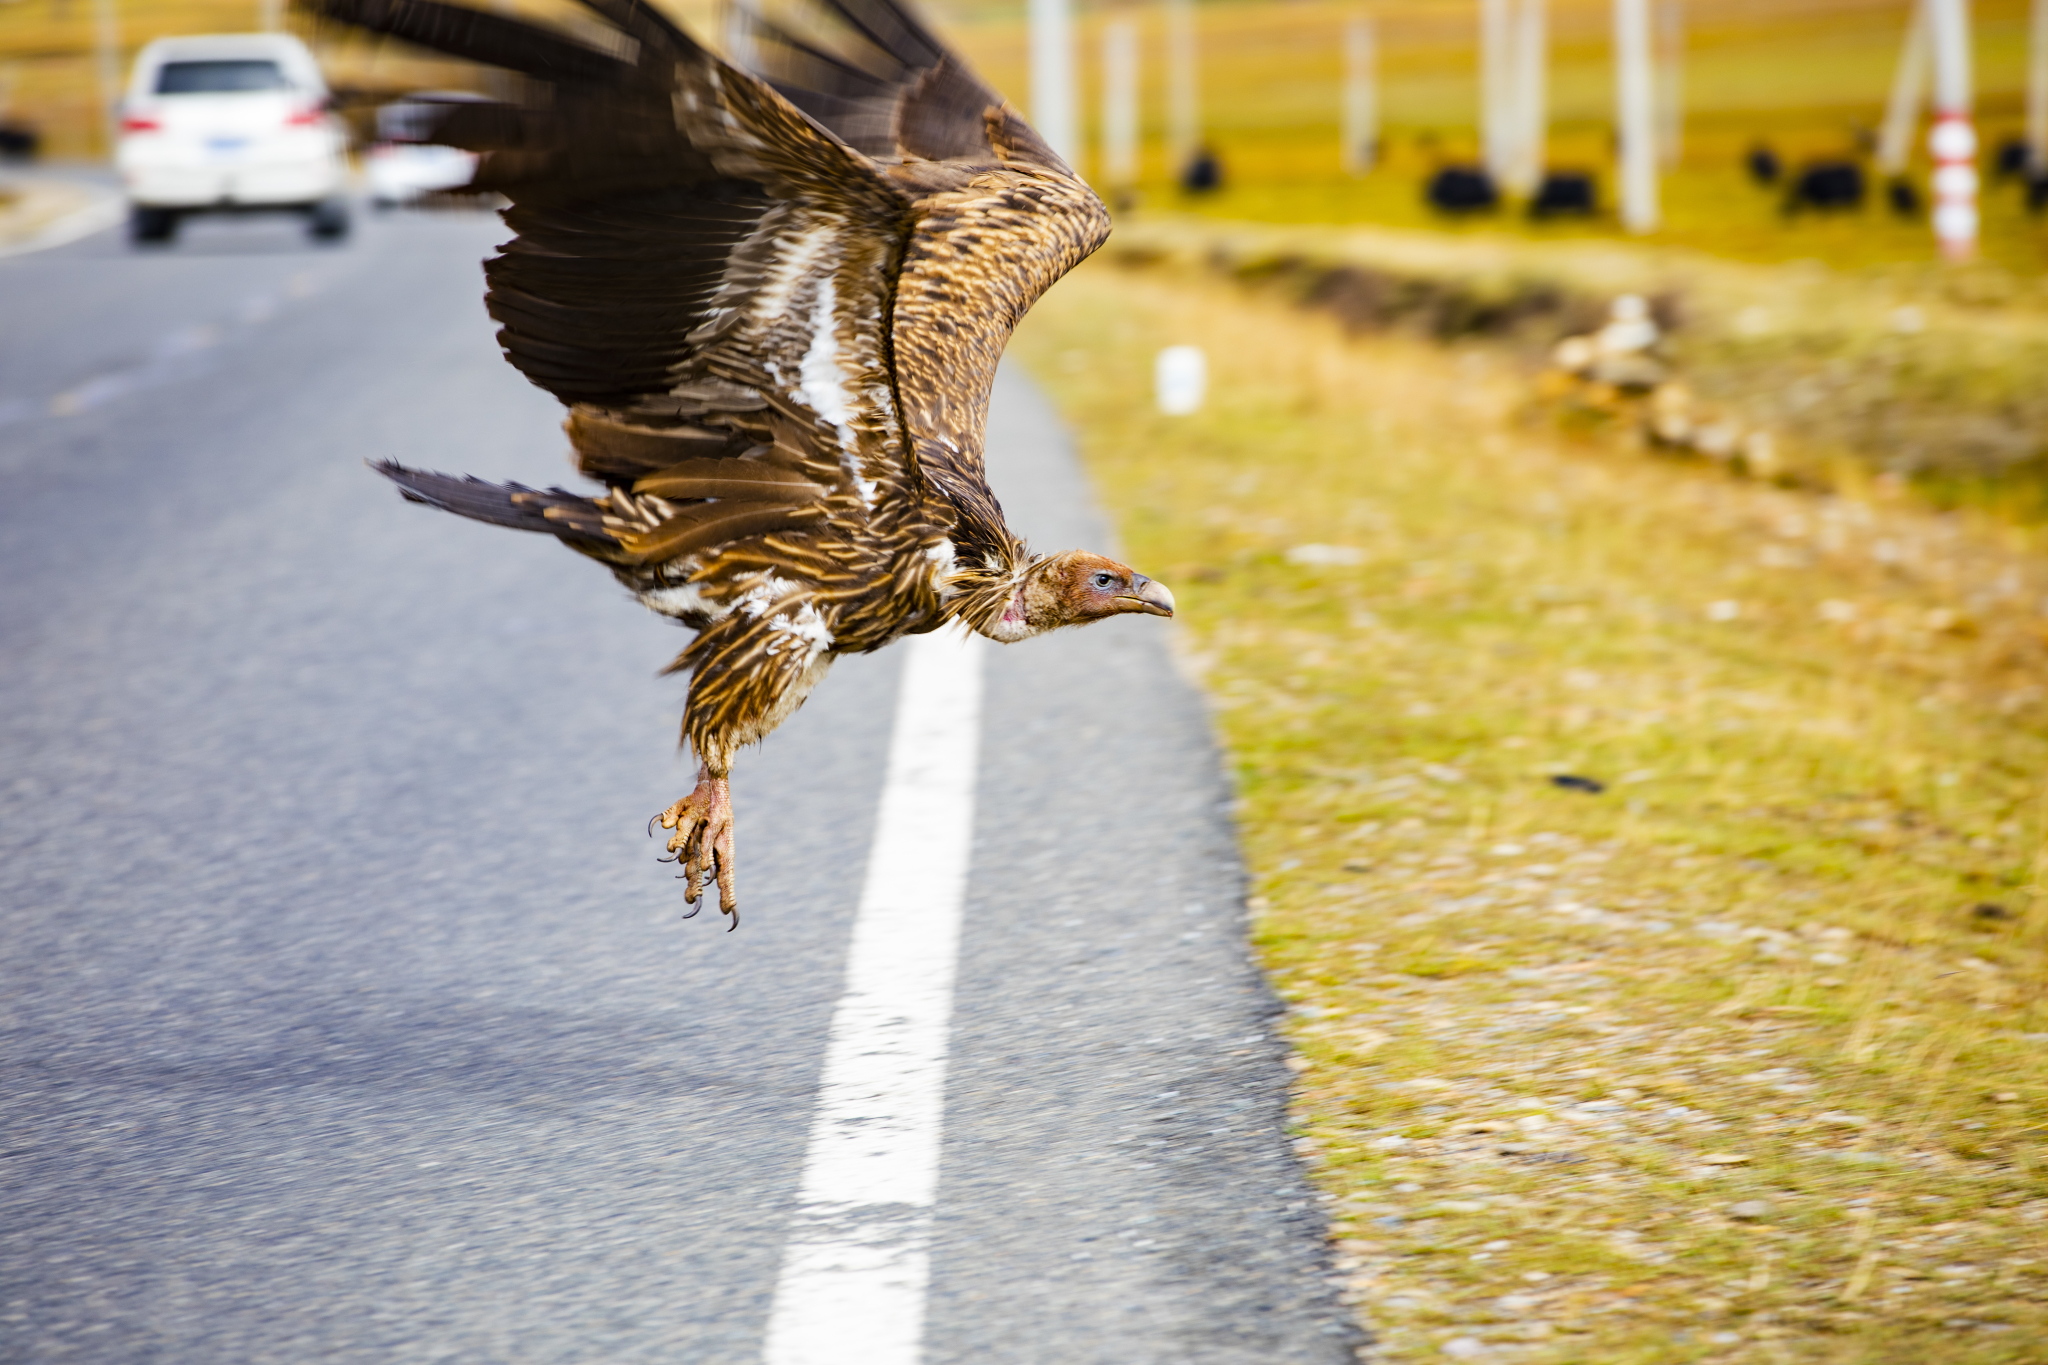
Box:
left=366, top=95, right=482, bottom=209
left=116, top=33, right=349, bottom=245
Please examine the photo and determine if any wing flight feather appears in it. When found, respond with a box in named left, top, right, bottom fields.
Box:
left=307, top=0, right=908, bottom=540
left=312, top=0, right=1109, bottom=597
left=734, top=0, right=1108, bottom=574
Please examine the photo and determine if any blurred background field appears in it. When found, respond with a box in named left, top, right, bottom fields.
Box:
left=8, top=0, right=2045, bottom=278
left=939, top=0, right=2048, bottom=272
left=8, top=0, right=2045, bottom=273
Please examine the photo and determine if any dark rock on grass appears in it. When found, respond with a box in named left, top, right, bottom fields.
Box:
left=1426, top=165, right=1500, bottom=215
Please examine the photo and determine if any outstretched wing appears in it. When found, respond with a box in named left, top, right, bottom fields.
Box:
left=735, top=0, right=1112, bottom=577
left=312, top=0, right=1107, bottom=595
left=305, top=0, right=914, bottom=565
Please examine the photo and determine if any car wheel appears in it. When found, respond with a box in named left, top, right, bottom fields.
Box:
left=129, top=206, right=179, bottom=245
left=307, top=199, right=351, bottom=242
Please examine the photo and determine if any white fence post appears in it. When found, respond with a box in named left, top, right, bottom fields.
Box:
left=1030, top=0, right=1077, bottom=168
left=2026, top=0, right=2047, bottom=173
left=1480, top=0, right=1511, bottom=184
left=1101, top=19, right=1138, bottom=193
left=1926, top=0, right=1977, bottom=260
left=1657, top=0, right=1683, bottom=165
left=1167, top=0, right=1199, bottom=175
left=1506, top=0, right=1547, bottom=196
left=1877, top=0, right=1929, bottom=178
left=1613, top=0, right=1659, bottom=232
left=1343, top=16, right=1378, bottom=175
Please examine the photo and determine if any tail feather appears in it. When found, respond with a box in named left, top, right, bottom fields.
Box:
left=372, top=460, right=620, bottom=549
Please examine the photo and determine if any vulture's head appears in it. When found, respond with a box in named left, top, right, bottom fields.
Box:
left=987, top=550, right=1174, bottom=642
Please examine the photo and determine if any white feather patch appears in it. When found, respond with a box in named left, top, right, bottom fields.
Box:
left=798, top=278, right=848, bottom=427
left=728, top=574, right=833, bottom=656
left=753, top=220, right=835, bottom=325
left=796, top=277, right=869, bottom=503
left=639, top=581, right=731, bottom=621
left=735, top=572, right=797, bottom=620
left=925, top=539, right=960, bottom=601
left=769, top=600, right=835, bottom=656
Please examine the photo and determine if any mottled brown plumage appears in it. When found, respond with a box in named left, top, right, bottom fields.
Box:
left=311, top=0, right=1173, bottom=924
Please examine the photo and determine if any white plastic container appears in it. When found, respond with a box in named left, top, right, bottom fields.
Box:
left=1154, top=345, right=1207, bottom=416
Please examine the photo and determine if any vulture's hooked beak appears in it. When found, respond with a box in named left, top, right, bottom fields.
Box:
left=1119, top=576, right=1176, bottom=618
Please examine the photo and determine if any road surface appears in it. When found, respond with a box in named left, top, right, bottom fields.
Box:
left=0, top=204, right=1361, bottom=1362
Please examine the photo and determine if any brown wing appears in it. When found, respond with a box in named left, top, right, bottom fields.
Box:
left=315, top=0, right=1111, bottom=770
left=304, top=0, right=916, bottom=564
left=734, top=0, right=1111, bottom=578
left=735, top=0, right=1056, bottom=166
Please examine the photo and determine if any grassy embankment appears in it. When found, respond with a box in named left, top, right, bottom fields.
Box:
left=1102, top=214, right=2048, bottom=508
left=1009, top=245, right=2048, bottom=1361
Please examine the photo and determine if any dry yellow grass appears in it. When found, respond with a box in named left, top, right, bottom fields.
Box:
left=1010, top=250, right=2048, bottom=1362
left=1103, top=213, right=2048, bottom=504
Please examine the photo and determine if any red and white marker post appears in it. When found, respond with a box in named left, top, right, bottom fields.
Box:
left=1927, top=0, right=1977, bottom=261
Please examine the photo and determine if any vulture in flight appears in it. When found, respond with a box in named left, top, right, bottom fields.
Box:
left=310, top=0, right=1174, bottom=925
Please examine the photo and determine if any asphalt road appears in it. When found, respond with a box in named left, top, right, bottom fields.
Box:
left=0, top=204, right=1361, bottom=1363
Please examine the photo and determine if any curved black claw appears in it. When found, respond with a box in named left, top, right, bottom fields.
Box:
left=725, top=904, right=739, bottom=932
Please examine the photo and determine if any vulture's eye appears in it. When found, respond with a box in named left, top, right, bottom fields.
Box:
left=1091, top=572, right=1117, bottom=589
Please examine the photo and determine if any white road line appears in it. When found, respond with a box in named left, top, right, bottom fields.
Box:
left=762, top=628, right=984, bottom=1365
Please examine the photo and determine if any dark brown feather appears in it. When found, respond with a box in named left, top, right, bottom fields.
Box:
left=614, top=501, right=826, bottom=565
left=565, top=410, right=749, bottom=481
left=370, top=461, right=620, bottom=550
left=631, top=460, right=827, bottom=502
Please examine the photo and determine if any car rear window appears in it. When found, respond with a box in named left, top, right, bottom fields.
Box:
left=155, top=60, right=292, bottom=95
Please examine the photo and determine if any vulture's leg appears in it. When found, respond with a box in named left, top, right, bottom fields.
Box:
left=654, top=764, right=738, bottom=928
left=653, top=612, right=830, bottom=930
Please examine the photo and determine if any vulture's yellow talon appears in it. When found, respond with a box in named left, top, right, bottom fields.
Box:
left=653, top=766, right=734, bottom=921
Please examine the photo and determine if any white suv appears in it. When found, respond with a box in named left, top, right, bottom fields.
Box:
left=116, top=33, right=350, bottom=245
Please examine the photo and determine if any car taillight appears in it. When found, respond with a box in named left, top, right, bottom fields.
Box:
left=120, top=115, right=161, bottom=133
left=285, top=107, right=325, bottom=126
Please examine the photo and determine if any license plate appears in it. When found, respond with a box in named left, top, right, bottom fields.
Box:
left=206, top=136, right=248, bottom=156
